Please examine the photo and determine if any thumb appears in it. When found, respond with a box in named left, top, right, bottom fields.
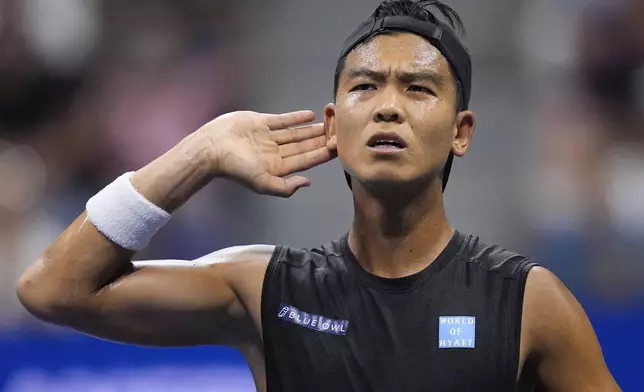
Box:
left=283, top=175, right=311, bottom=194
left=257, top=174, right=311, bottom=197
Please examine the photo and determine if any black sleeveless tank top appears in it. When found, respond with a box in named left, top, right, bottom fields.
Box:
left=261, top=230, right=539, bottom=392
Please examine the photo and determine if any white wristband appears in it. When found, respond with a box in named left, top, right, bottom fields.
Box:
left=86, top=172, right=172, bottom=251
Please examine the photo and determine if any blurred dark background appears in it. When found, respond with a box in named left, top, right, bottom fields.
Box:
left=0, top=0, right=642, bottom=390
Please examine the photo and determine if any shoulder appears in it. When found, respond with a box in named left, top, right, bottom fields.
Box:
left=524, top=266, right=569, bottom=304
left=461, top=234, right=538, bottom=280
left=522, top=266, right=584, bottom=329
left=522, top=266, right=591, bottom=354
left=460, top=236, right=573, bottom=323
left=523, top=266, right=580, bottom=327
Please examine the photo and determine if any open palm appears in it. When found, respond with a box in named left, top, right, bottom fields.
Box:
left=206, top=110, right=337, bottom=197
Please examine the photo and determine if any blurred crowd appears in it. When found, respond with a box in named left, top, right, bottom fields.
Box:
left=0, top=0, right=643, bottom=334
left=519, top=0, right=644, bottom=301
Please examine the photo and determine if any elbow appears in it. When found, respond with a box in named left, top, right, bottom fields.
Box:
left=16, top=267, right=88, bottom=325
left=16, top=271, right=59, bottom=323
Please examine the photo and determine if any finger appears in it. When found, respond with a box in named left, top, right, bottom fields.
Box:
left=256, top=174, right=310, bottom=198
left=280, top=146, right=337, bottom=176
left=261, top=110, right=315, bottom=130
left=279, top=135, right=327, bottom=158
left=271, top=123, right=325, bottom=145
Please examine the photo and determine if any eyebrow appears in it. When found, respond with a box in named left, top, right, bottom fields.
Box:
left=346, top=68, right=387, bottom=82
left=397, top=71, right=448, bottom=87
left=346, top=67, right=448, bottom=88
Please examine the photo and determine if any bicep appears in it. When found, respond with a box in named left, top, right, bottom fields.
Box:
left=524, top=267, right=621, bottom=392
left=71, top=246, right=273, bottom=347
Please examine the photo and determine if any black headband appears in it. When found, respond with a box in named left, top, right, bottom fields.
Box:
left=338, top=14, right=472, bottom=109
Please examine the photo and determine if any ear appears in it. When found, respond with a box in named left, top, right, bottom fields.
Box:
left=324, top=103, right=338, bottom=148
left=451, top=110, right=476, bottom=157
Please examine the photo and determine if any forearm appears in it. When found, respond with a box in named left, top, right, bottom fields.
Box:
left=17, top=132, right=214, bottom=317
left=131, top=130, right=214, bottom=212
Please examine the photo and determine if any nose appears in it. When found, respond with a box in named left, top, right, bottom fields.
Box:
left=374, top=109, right=403, bottom=123
left=372, top=92, right=405, bottom=124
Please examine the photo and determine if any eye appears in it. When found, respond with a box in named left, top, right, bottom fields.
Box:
left=350, top=84, right=376, bottom=92
left=408, top=85, right=433, bottom=94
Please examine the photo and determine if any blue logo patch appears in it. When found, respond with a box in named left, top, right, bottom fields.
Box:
left=277, top=304, right=349, bottom=335
left=438, top=316, right=476, bottom=349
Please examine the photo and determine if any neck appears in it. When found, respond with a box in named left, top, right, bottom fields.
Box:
left=349, top=180, right=454, bottom=279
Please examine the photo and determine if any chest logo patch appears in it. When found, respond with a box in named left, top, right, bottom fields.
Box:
left=438, top=316, right=476, bottom=349
left=277, top=304, right=349, bottom=335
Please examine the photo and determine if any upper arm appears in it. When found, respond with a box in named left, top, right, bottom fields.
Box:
left=74, top=245, right=274, bottom=347
left=522, top=267, right=621, bottom=392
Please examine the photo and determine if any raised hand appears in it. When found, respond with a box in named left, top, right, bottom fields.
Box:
left=201, top=110, right=337, bottom=197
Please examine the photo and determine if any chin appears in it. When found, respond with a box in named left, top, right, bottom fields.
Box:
left=355, top=169, right=416, bottom=187
left=350, top=165, right=438, bottom=190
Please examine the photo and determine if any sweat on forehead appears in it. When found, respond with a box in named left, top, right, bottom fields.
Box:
left=348, top=33, right=448, bottom=70
left=339, top=33, right=453, bottom=86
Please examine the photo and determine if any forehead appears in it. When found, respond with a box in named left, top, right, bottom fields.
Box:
left=343, top=33, right=451, bottom=76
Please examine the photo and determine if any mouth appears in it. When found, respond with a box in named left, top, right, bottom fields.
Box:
left=367, top=132, right=408, bottom=151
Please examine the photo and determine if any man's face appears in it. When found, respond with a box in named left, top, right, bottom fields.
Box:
left=326, top=33, right=474, bottom=188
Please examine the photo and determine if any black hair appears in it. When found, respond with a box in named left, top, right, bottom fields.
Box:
left=333, top=0, right=466, bottom=111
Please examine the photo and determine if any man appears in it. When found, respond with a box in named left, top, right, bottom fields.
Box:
left=17, top=1, right=621, bottom=391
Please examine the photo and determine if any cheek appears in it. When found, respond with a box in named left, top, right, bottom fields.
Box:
left=336, top=125, right=356, bottom=155
left=339, top=94, right=373, bottom=119
left=335, top=106, right=370, bottom=147
left=334, top=127, right=357, bottom=170
left=345, top=92, right=361, bottom=107
left=413, top=107, right=454, bottom=149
